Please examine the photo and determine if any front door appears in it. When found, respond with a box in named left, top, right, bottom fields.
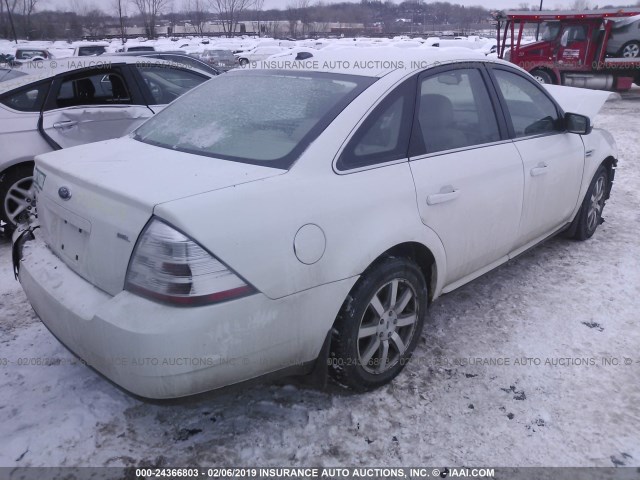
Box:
left=489, top=67, right=584, bottom=247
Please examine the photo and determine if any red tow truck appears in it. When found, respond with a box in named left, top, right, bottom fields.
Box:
left=495, top=9, right=640, bottom=91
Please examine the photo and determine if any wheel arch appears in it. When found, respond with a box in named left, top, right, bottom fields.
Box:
left=373, top=242, right=438, bottom=304
left=0, top=159, right=35, bottom=180
left=338, top=241, right=441, bottom=320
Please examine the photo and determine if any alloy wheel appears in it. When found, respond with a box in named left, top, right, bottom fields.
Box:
left=357, top=278, right=419, bottom=374
left=622, top=43, right=640, bottom=58
left=4, top=176, right=35, bottom=225
left=587, top=175, right=605, bottom=233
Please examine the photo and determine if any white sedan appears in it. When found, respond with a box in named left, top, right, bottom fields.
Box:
left=235, top=46, right=291, bottom=66
left=13, top=51, right=617, bottom=398
left=0, top=56, right=215, bottom=228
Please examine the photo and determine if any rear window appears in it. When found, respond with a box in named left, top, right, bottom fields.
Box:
left=78, top=46, right=106, bottom=56
left=134, top=70, right=374, bottom=168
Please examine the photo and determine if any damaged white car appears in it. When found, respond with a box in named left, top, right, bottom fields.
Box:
left=12, top=52, right=617, bottom=399
left=0, top=56, right=214, bottom=228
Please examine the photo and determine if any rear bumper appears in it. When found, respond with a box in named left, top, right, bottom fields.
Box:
left=15, top=230, right=355, bottom=398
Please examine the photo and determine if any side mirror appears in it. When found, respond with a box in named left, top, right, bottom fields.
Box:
left=560, top=30, right=569, bottom=47
left=565, top=112, right=592, bottom=135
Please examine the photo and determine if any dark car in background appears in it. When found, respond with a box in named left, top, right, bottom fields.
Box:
left=114, top=51, right=221, bottom=76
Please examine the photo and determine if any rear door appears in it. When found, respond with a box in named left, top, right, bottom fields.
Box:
left=487, top=66, right=584, bottom=248
left=40, top=65, right=152, bottom=149
left=408, top=64, right=525, bottom=287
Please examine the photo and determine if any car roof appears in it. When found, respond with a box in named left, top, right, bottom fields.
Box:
left=248, top=47, right=501, bottom=77
left=0, top=55, right=213, bottom=94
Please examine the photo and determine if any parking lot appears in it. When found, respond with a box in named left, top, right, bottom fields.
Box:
left=1, top=94, right=639, bottom=468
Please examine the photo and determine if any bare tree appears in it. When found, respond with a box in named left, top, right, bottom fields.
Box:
left=84, top=8, right=106, bottom=37
left=254, top=0, right=263, bottom=37
left=1, top=0, right=20, bottom=42
left=133, top=0, right=170, bottom=38
left=570, top=0, right=591, bottom=9
left=112, top=0, right=128, bottom=44
left=208, top=0, right=254, bottom=36
left=184, top=0, right=208, bottom=34
left=21, top=0, right=39, bottom=38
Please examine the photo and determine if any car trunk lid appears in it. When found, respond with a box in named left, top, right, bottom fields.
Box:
left=34, top=137, right=284, bottom=296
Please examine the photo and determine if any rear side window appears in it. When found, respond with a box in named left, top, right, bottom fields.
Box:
left=0, top=81, right=49, bottom=112
left=413, top=68, right=501, bottom=155
left=492, top=69, right=561, bottom=138
left=136, top=65, right=208, bottom=104
left=338, top=79, right=414, bottom=170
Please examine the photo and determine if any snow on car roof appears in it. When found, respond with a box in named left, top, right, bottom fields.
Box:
left=248, top=46, right=487, bottom=77
left=0, top=56, right=188, bottom=94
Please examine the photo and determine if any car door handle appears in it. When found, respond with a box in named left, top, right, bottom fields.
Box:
left=530, top=164, right=549, bottom=177
left=53, top=120, right=78, bottom=129
left=427, top=188, right=460, bottom=205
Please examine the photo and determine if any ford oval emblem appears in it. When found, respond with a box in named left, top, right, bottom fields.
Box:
left=58, top=186, right=72, bottom=201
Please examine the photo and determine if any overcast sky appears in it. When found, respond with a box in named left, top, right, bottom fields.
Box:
left=37, top=0, right=604, bottom=14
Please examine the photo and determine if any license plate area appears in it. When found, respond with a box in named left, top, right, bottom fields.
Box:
left=59, top=219, right=89, bottom=265
left=40, top=197, right=91, bottom=268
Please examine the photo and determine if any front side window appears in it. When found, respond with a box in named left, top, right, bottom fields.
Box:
left=136, top=65, right=208, bottom=104
left=540, top=22, right=561, bottom=41
left=134, top=71, right=374, bottom=168
left=562, top=25, right=588, bottom=43
left=493, top=69, right=560, bottom=138
left=413, top=68, right=501, bottom=155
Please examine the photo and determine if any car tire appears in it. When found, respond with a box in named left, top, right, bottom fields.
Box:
left=0, top=164, right=35, bottom=229
left=572, top=166, right=608, bottom=241
left=530, top=69, right=554, bottom=84
left=619, top=41, right=640, bottom=58
left=329, top=256, right=428, bottom=391
left=238, top=58, right=249, bottom=66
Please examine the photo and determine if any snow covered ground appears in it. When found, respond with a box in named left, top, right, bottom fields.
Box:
left=1, top=95, right=639, bottom=468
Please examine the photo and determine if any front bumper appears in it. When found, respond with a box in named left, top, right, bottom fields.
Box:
left=14, top=230, right=355, bottom=398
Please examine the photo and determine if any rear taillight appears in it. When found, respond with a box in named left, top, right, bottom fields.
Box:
left=125, top=218, right=254, bottom=306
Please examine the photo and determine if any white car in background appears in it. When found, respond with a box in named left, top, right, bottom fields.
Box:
left=265, top=47, right=317, bottom=62
left=13, top=51, right=616, bottom=399
left=0, top=56, right=214, bottom=228
left=236, top=46, right=290, bottom=65
left=72, top=42, right=109, bottom=57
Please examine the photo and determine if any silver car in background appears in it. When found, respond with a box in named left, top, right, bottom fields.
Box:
left=607, top=17, right=640, bottom=58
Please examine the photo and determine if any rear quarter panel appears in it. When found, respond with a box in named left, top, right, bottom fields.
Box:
left=154, top=71, right=448, bottom=301
left=0, top=105, right=52, bottom=172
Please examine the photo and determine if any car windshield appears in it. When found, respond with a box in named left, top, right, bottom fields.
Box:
left=540, top=22, right=561, bottom=41
left=134, top=70, right=374, bottom=169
